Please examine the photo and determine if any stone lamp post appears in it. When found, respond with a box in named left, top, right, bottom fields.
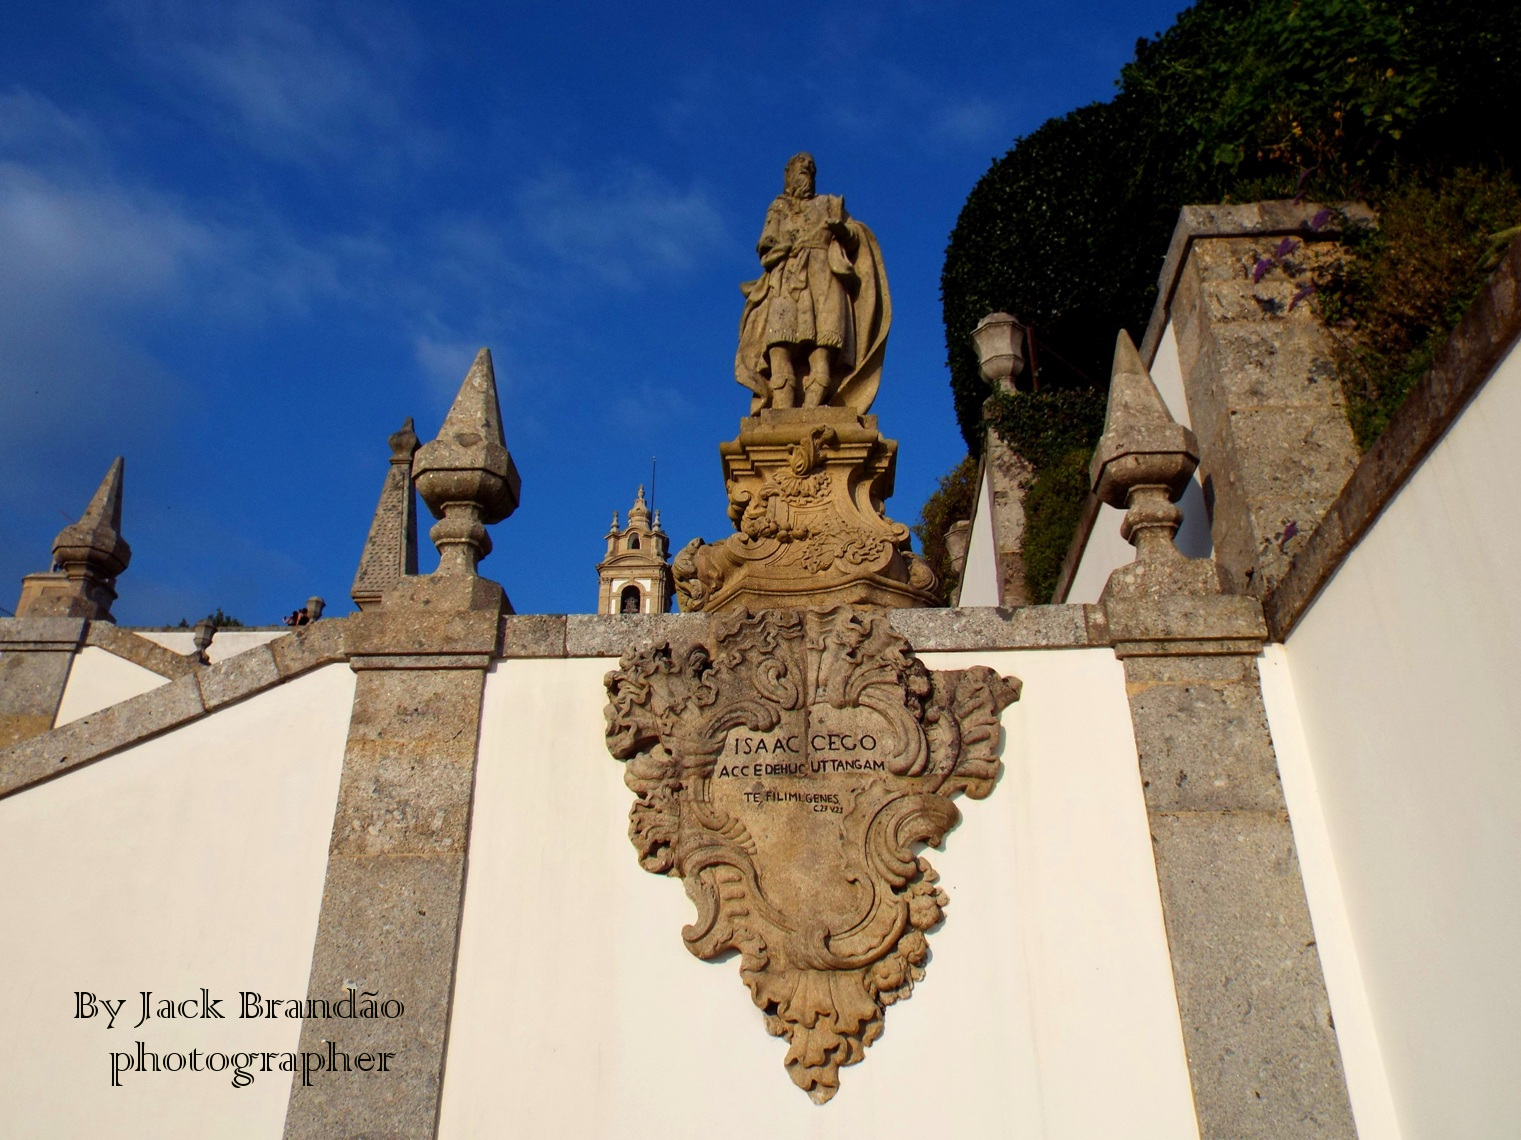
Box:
left=412, top=348, right=521, bottom=578
left=972, top=312, right=1027, bottom=394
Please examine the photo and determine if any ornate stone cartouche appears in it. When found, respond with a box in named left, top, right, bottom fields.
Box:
left=605, top=606, right=1019, bottom=1102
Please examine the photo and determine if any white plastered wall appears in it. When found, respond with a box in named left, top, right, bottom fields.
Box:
left=1065, top=322, right=1212, bottom=603
left=440, top=649, right=1198, bottom=1140
left=0, top=664, right=353, bottom=1140
left=136, top=629, right=286, bottom=662
left=1265, top=338, right=1521, bottom=1139
left=55, top=645, right=170, bottom=725
left=958, top=460, right=1001, bottom=606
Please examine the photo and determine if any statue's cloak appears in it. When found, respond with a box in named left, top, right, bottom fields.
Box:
left=735, top=214, right=891, bottom=415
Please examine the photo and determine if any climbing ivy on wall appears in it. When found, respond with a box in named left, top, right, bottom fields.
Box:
left=926, top=0, right=1521, bottom=601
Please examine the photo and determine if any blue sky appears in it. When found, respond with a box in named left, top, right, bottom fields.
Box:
left=1, top=0, right=1188, bottom=623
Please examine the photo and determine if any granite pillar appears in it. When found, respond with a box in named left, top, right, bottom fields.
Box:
left=1110, top=596, right=1356, bottom=1138
left=0, top=617, right=85, bottom=749
left=282, top=582, right=501, bottom=1140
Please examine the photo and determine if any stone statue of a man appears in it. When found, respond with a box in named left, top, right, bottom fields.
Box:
left=736, top=153, right=891, bottom=414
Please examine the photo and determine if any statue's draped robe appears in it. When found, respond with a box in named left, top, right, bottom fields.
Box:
left=736, top=193, right=891, bottom=414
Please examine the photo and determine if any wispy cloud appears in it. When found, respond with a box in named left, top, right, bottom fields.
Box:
left=110, top=0, right=427, bottom=165
left=512, top=165, right=727, bottom=288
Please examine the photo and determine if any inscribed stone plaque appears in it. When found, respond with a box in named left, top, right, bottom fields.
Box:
left=605, top=606, right=1019, bottom=1102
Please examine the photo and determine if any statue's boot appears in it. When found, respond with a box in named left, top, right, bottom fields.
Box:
left=769, top=345, right=799, bottom=408
left=801, top=346, right=833, bottom=408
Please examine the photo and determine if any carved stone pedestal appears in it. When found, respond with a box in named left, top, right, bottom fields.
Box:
left=673, top=409, right=938, bottom=613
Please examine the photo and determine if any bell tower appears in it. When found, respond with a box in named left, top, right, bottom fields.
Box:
left=596, top=485, right=673, bottom=614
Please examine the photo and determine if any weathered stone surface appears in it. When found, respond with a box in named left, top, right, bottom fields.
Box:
left=885, top=603, right=1091, bottom=650
left=288, top=394, right=507, bottom=1140
left=0, top=618, right=87, bottom=748
left=84, top=621, right=197, bottom=678
left=1106, top=594, right=1267, bottom=657
left=413, top=348, right=521, bottom=580
left=983, top=428, right=1035, bottom=607
left=17, top=457, right=132, bottom=621
left=1265, top=233, right=1521, bottom=638
left=735, top=153, right=889, bottom=415
left=270, top=618, right=353, bottom=679
left=605, top=606, right=1019, bottom=1103
left=1118, top=642, right=1354, bottom=1138
left=1149, top=811, right=1354, bottom=1138
left=564, top=612, right=701, bottom=657
left=0, top=673, right=205, bottom=799
left=674, top=409, right=938, bottom=613
left=195, top=644, right=281, bottom=711
left=1166, top=224, right=1359, bottom=598
left=284, top=662, right=489, bottom=1140
left=498, top=613, right=567, bottom=658
left=282, top=853, right=467, bottom=1140
left=348, top=578, right=503, bottom=659
left=1139, top=200, right=1376, bottom=362
left=351, top=417, right=420, bottom=612
left=1125, top=657, right=1285, bottom=814
left=1089, top=331, right=1228, bottom=604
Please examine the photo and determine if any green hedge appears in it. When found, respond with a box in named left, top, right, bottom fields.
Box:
left=928, top=0, right=1521, bottom=604
left=942, top=0, right=1521, bottom=452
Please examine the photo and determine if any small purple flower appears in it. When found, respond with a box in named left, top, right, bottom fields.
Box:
left=1274, top=237, right=1300, bottom=260
left=1310, top=208, right=1332, bottom=231
left=1252, top=257, right=1274, bottom=283
left=1289, top=283, right=1318, bottom=310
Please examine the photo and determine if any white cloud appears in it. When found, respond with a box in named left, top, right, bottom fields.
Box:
left=513, top=165, right=727, bottom=288
left=110, top=0, right=426, bottom=164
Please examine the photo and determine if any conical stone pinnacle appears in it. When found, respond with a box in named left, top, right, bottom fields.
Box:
left=53, top=456, right=131, bottom=579
left=413, top=348, right=521, bottom=575
left=1090, top=331, right=1199, bottom=508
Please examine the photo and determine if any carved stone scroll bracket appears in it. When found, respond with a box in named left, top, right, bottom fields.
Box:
left=605, top=606, right=1020, bottom=1103
left=673, top=409, right=939, bottom=613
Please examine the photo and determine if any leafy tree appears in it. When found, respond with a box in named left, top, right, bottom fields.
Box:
left=926, top=0, right=1521, bottom=602
left=177, top=608, right=246, bottom=629
left=943, top=0, right=1521, bottom=450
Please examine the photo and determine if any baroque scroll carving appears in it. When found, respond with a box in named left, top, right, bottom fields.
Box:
left=605, top=606, right=1020, bottom=1102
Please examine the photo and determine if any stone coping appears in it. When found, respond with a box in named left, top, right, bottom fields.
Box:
left=1138, top=199, right=1375, bottom=363
left=83, top=622, right=198, bottom=679
left=0, top=619, right=348, bottom=802
left=1263, top=235, right=1521, bottom=640
left=499, top=605, right=1111, bottom=658
left=7, top=596, right=1284, bottom=803
left=1053, top=201, right=1373, bottom=607
left=0, top=605, right=1119, bottom=802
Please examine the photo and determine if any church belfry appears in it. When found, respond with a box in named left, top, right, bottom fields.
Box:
left=596, top=485, right=673, bottom=614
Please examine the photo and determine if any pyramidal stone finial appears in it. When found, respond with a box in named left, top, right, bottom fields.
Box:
left=1090, top=331, right=1219, bottom=598
left=413, top=348, right=521, bottom=577
left=51, top=456, right=132, bottom=604
left=351, top=417, right=422, bottom=611
left=17, top=457, right=132, bottom=620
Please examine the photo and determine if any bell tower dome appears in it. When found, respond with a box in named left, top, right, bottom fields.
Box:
left=596, top=485, right=673, bottom=614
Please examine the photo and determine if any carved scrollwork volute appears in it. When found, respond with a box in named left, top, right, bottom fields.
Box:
left=604, top=606, right=1020, bottom=1103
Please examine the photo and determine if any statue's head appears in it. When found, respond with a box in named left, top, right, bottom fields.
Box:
left=784, top=153, right=816, bottom=199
